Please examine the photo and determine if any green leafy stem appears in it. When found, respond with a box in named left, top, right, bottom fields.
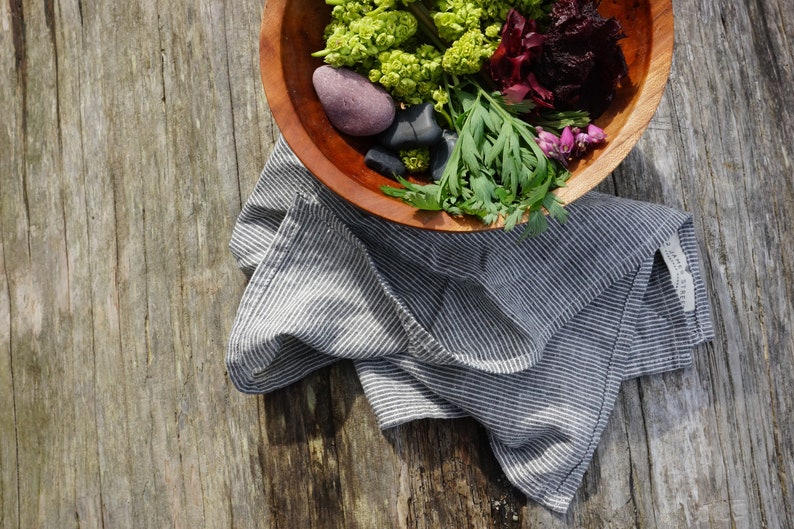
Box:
left=383, top=75, right=574, bottom=239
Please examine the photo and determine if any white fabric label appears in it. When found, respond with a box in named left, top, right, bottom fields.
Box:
left=659, top=231, right=696, bottom=312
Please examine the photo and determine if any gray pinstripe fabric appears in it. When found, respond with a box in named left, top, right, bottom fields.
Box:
left=227, top=137, right=714, bottom=512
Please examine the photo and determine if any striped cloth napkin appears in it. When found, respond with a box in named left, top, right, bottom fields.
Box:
left=226, top=137, right=714, bottom=512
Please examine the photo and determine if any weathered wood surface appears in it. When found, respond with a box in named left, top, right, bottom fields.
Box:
left=1, top=0, right=792, bottom=527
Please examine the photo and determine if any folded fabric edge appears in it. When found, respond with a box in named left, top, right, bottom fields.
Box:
left=355, top=359, right=470, bottom=428
left=227, top=193, right=501, bottom=393
left=226, top=193, right=331, bottom=394
left=489, top=254, right=657, bottom=513
left=622, top=218, right=715, bottom=379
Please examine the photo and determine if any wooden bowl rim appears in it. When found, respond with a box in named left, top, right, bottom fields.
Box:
left=259, top=0, right=674, bottom=232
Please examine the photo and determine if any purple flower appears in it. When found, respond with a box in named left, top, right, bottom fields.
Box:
left=570, top=124, right=608, bottom=158
left=534, top=124, right=608, bottom=165
left=586, top=124, right=606, bottom=142
left=534, top=127, right=568, bottom=165
left=558, top=126, right=575, bottom=157
left=536, top=137, right=560, bottom=159
left=536, top=128, right=559, bottom=145
left=573, top=132, right=592, bottom=157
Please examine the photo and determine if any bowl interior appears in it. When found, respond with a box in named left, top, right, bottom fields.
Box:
left=260, top=0, right=674, bottom=231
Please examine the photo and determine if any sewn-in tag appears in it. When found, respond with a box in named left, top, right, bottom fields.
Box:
left=659, top=231, right=696, bottom=312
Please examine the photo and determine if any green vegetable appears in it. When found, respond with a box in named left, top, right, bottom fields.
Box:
left=312, top=3, right=418, bottom=68
left=532, top=109, right=592, bottom=133
left=383, top=77, right=571, bottom=238
left=428, top=0, right=553, bottom=39
left=430, top=2, right=483, bottom=42
left=441, top=28, right=498, bottom=75
left=399, top=147, right=431, bottom=173
left=425, top=0, right=555, bottom=76
left=368, top=44, right=443, bottom=105
left=314, top=0, right=554, bottom=102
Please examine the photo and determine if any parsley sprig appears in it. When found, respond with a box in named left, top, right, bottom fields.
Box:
left=382, top=76, right=575, bottom=238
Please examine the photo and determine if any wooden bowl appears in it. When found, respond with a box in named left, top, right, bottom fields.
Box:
left=259, top=0, right=674, bottom=231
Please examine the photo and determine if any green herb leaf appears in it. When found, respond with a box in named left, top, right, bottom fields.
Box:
left=534, top=110, right=591, bottom=132
left=520, top=209, right=549, bottom=240
left=381, top=177, right=443, bottom=210
left=503, top=207, right=526, bottom=232
left=386, top=75, right=570, bottom=240
left=543, top=192, right=569, bottom=224
left=460, top=132, right=481, bottom=178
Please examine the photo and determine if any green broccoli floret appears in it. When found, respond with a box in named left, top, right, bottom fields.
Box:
left=441, top=28, right=497, bottom=75
left=313, top=0, right=557, bottom=104
left=323, top=0, right=416, bottom=25
left=399, top=147, right=431, bottom=173
left=325, top=0, right=374, bottom=28
left=430, top=0, right=553, bottom=27
left=374, top=0, right=417, bottom=8
left=425, top=0, right=551, bottom=76
left=369, top=44, right=443, bottom=105
left=431, top=3, right=483, bottom=42
left=313, top=6, right=418, bottom=68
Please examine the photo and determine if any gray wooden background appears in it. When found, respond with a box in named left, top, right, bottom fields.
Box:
left=2, top=0, right=792, bottom=527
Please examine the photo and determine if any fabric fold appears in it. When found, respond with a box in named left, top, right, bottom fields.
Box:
left=226, top=136, right=714, bottom=512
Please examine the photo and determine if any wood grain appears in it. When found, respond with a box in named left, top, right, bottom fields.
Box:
left=1, top=0, right=793, bottom=527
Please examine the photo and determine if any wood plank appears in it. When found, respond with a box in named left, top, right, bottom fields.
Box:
left=1, top=0, right=793, bottom=526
